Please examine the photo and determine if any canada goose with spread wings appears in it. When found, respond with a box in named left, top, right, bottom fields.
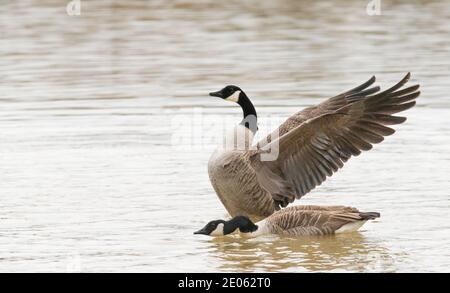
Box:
left=208, top=73, right=420, bottom=221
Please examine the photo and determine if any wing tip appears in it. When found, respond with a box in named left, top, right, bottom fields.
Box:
left=397, top=116, right=407, bottom=124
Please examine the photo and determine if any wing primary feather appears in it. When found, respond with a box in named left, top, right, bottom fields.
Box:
left=343, top=76, right=376, bottom=95
left=391, top=91, right=421, bottom=104
left=387, top=84, right=420, bottom=97
left=373, top=101, right=417, bottom=115
left=371, top=72, right=411, bottom=97
left=347, top=86, right=381, bottom=100
left=361, top=114, right=407, bottom=125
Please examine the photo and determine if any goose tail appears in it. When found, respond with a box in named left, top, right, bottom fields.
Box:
left=358, top=212, right=381, bottom=220
left=335, top=211, right=380, bottom=234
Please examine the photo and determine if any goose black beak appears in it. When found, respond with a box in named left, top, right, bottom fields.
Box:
left=209, top=90, right=222, bottom=98
left=194, top=228, right=208, bottom=235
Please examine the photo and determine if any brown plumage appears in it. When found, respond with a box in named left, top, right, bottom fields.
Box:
left=208, top=73, right=420, bottom=221
left=258, top=205, right=380, bottom=237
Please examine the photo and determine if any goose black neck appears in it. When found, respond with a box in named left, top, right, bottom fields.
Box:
left=238, top=92, right=257, bottom=119
left=223, top=216, right=258, bottom=235
left=237, top=92, right=257, bottom=132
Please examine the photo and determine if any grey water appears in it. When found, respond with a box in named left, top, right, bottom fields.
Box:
left=0, top=0, right=449, bottom=272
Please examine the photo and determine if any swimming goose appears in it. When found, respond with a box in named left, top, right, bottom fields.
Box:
left=194, top=205, right=380, bottom=237
left=208, top=73, right=420, bottom=221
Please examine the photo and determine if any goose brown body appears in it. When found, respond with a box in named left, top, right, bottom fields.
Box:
left=255, top=205, right=380, bottom=237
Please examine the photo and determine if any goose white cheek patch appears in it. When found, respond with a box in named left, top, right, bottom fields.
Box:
left=210, top=223, right=225, bottom=236
left=225, top=90, right=240, bottom=102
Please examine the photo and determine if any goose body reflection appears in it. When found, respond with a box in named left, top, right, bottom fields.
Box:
left=207, top=232, right=397, bottom=272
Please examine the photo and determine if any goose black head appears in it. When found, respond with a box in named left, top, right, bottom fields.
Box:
left=209, top=85, right=242, bottom=102
left=209, top=85, right=258, bottom=133
left=194, top=216, right=258, bottom=237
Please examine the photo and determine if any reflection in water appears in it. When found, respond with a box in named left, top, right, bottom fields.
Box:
left=207, top=232, right=397, bottom=272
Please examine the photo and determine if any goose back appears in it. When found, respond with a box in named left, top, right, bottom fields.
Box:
left=261, top=205, right=377, bottom=236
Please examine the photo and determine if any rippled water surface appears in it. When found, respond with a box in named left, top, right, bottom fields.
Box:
left=1, top=0, right=449, bottom=272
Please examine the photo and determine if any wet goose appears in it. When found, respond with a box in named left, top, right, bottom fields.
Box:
left=194, top=205, right=380, bottom=237
left=208, top=73, right=420, bottom=221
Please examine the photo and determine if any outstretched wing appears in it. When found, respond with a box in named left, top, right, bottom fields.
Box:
left=250, top=73, right=420, bottom=208
left=257, top=75, right=381, bottom=148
